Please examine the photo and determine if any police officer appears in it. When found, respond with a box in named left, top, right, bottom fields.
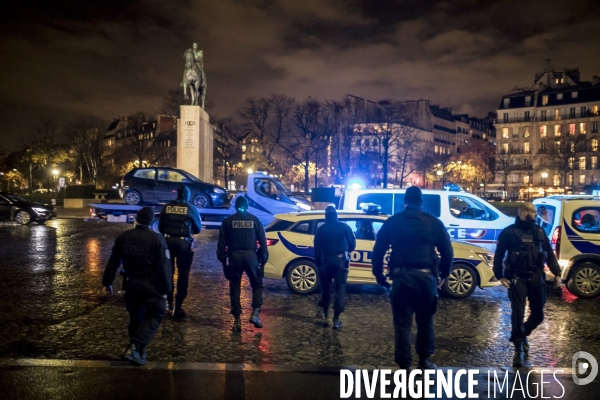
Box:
left=102, top=207, right=173, bottom=365
left=493, top=202, right=561, bottom=367
left=372, top=186, right=453, bottom=371
left=217, top=196, right=268, bottom=332
left=313, top=205, right=356, bottom=329
left=158, top=186, right=202, bottom=319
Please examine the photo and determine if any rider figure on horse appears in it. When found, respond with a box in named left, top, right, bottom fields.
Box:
left=181, top=43, right=206, bottom=109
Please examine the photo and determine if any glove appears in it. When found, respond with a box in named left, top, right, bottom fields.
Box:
left=376, top=275, right=390, bottom=289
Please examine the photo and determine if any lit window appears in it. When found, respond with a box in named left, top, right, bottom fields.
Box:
left=568, top=175, right=573, bottom=185
left=569, top=157, right=574, bottom=169
left=569, top=124, right=576, bottom=135
left=592, top=156, right=598, bottom=169
left=554, top=125, right=561, bottom=136
left=593, top=139, right=598, bottom=152
left=580, top=123, right=586, bottom=134
left=434, top=145, right=439, bottom=154
left=542, top=96, right=549, bottom=106
left=580, top=157, right=586, bottom=170
left=502, top=143, right=508, bottom=153
left=524, top=128, right=530, bottom=138
left=540, top=125, right=547, bottom=137
left=241, top=153, right=247, bottom=161
left=524, top=175, right=530, bottom=184
left=524, top=142, right=530, bottom=154
left=555, top=140, right=560, bottom=148
left=571, top=143, right=575, bottom=152
left=502, top=128, right=509, bottom=138
left=555, top=109, right=561, bottom=120
left=503, top=98, right=510, bottom=108
left=553, top=175, right=560, bottom=186
left=580, top=175, right=586, bottom=184
left=594, top=105, right=599, bottom=115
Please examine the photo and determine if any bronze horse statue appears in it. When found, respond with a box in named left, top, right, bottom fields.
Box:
left=181, top=49, right=206, bottom=108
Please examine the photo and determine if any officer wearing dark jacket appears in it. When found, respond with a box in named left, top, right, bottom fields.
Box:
left=102, top=207, right=173, bottom=365
left=217, top=196, right=269, bottom=332
left=158, top=186, right=202, bottom=319
left=372, top=186, right=453, bottom=371
left=313, top=205, right=356, bottom=329
left=493, top=202, right=561, bottom=367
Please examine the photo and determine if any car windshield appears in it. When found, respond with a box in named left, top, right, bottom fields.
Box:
left=182, top=171, right=203, bottom=183
left=272, top=178, right=291, bottom=196
left=4, top=194, right=25, bottom=202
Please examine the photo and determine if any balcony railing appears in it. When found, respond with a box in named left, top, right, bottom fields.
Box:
left=495, top=110, right=599, bottom=124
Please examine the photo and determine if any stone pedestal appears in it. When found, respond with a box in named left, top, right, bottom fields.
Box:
left=177, top=105, right=213, bottom=182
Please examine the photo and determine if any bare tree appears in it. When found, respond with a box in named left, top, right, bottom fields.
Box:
left=332, top=96, right=363, bottom=183
left=539, top=133, right=591, bottom=191
left=28, top=118, right=71, bottom=190
left=496, top=143, right=521, bottom=193
left=64, top=117, right=105, bottom=186
left=213, top=118, right=242, bottom=186
left=279, top=99, right=326, bottom=192
left=115, top=112, right=170, bottom=168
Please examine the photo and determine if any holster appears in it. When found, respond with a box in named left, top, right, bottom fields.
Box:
left=324, top=253, right=349, bottom=271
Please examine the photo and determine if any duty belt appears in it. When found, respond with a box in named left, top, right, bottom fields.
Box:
left=164, top=234, right=192, bottom=241
left=392, top=267, right=432, bottom=274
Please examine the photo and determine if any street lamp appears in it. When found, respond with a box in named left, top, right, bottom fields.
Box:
left=247, top=168, right=253, bottom=174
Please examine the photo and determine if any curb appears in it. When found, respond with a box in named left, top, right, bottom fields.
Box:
left=0, top=358, right=575, bottom=374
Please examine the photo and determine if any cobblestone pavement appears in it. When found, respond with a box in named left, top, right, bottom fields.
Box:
left=0, top=219, right=599, bottom=368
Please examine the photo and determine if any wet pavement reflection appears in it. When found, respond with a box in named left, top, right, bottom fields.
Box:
left=0, top=219, right=599, bottom=367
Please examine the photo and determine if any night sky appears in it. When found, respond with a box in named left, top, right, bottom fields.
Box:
left=1, top=0, right=600, bottom=150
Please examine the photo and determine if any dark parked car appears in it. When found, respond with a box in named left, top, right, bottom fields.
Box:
left=0, top=192, right=57, bottom=225
left=121, top=167, right=228, bottom=208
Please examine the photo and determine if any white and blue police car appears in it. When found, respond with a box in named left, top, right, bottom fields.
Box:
left=341, top=188, right=513, bottom=252
left=262, top=206, right=498, bottom=298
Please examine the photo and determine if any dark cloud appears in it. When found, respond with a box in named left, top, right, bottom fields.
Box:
left=1, top=0, right=600, bottom=150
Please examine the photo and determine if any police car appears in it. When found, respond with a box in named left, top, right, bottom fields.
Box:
left=533, top=196, right=600, bottom=298
left=262, top=206, right=498, bottom=298
left=341, top=188, right=513, bottom=251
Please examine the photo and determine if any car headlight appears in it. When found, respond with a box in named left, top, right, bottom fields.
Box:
left=213, top=187, right=226, bottom=194
left=33, top=207, right=48, bottom=213
left=477, top=252, right=494, bottom=267
left=296, top=202, right=312, bottom=211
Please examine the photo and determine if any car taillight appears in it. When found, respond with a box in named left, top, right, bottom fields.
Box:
left=266, top=239, right=279, bottom=246
left=551, top=226, right=561, bottom=258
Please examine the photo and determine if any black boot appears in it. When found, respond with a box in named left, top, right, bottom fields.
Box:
left=249, top=308, right=262, bottom=328
left=417, top=358, right=437, bottom=370
left=172, top=307, right=186, bottom=319
left=332, top=314, right=342, bottom=330
left=232, top=317, right=242, bottom=332
left=121, top=342, right=146, bottom=365
left=513, top=342, right=525, bottom=368
left=318, top=307, right=329, bottom=327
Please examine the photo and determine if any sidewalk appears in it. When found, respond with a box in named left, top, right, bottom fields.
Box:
left=0, top=359, right=597, bottom=400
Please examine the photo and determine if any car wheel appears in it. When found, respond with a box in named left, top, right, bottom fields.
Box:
left=192, top=193, right=211, bottom=208
left=566, top=262, right=600, bottom=299
left=15, top=210, right=32, bottom=225
left=124, top=190, right=142, bottom=205
left=286, top=260, right=320, bottom=295
left=442, top=263, right=477, bottom=298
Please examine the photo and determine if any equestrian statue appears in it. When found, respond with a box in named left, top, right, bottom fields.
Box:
left=181, top=43, right=206, bottom=109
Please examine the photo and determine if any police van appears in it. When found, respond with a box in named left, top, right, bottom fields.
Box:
left=341, top=189, right=513, bottom=251
left=532, top=196, right=600, bottom=298
left=262, top=207, right=498, bottom=298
